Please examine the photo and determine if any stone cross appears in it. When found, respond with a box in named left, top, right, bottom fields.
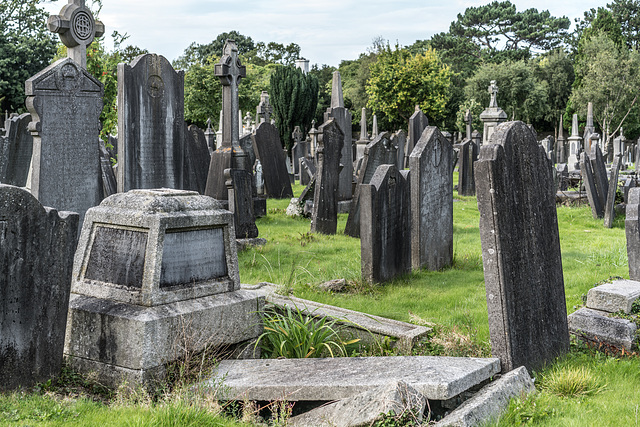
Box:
left=465, top=109, right=472, bottom=140
left=215, top=40, right=246, bottom=148
left=47, top=0, right=105, bottom=69
left=488, top=80, right=498, bottom=108
left=292, top=126, right=303, bottom=143
left=257, top=91, right=273, bottom=124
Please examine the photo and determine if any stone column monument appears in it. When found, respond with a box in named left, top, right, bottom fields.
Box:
left=479, top=80, right=507, bottom=143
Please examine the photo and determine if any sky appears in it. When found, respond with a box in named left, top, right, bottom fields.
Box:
left=43, top=0, right=607, bottom=68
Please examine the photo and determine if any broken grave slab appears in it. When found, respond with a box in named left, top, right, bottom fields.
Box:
left=568, top=307, right=637, bottom=351
left=586, top=279, right=640, bottom=314
left=205, top=356, right=500, bottom=401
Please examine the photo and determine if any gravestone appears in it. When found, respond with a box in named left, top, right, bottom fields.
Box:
left=257, top=91, right=273, bottom=124
left=205, top=117, right=216, bottom=154
left=458, top=139, right=478, bottom=196
left=0, top=113, right=32, bottom=187
left=464, top=109, right=473, bottom=140
left=299, top=157, right=315, bottom=186
left=580, top=151, right=604, bottom=219
left=117, top=54, right=184, bottom=192
left=541, top=136, right=554, bottom=160
left=361, top=164, right=411, bottom=283
left=410, top=127, right=453, bottom=271
left=345, top=132, right=397, bottom=238
left=0, top=184, right=78, bottom=391
left=626, top=188, right=640, bottom=280
left=475, top=121, right=569, bottom=372
left=311, top=119, right=344, bottom=234
left=479, top=80, right=507, bottom=143
left=392, top=130, right=406, bottom=172
left=226, top=168, right=258, bottom=238
left=556, top=163, right=569, bottom=191
left=556, top=115, right=566, bottom=164
left=583, top=102, right=595, bottom=150
left=355, top=107, right=369, bottom=161
left=590, top=143, right=609, bottom=211
left=183, top=124, right=211, bottom=194
left=66, top=189, right=263, bottom=387
left=372, top=114, right=379, bottom=138
left=252, top=122, right=293, bottom=198
left=604, top=154, right=622, bottom=228
left=623, top=177, right=636, bottom=204
left=99, top=139, right=117, bottom=197
left=291, top=126, right=305, bottom=176
left=26, top=58, right=103, bottom=227
left=324, top=71, right=352, bottom=201
left=567, top=114, right=582, bottom=171
left=407, top=106, right=429, bottom=168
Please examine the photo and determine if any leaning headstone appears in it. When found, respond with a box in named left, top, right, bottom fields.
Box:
left=0, top=113, right=33, bottom=187
left=345, top=132, right=397, bottom=238
left=252, top=122, right=293, bottom=199
left=205, top=118, right=216, bottom=154
left=406, top=106, right=429, bottom=168
left=324, top=71, right=352, bottom=201
left=26, top=58, right=103, bottom=227
left=626, top=188, right=640, bottom=280
left=590, top=143, right=609, bottom=210
left=458, top=139, right=478, bottom=196
left=117, top=54, right=185, bottom=192
left=580, top=151, right=604, bottom=219
left=183, top=124, right=211, bottom=194
left=311, top=119, right=343, bottom=234
left=604, top=155, right=622, bottom=228
left=99, top=139, right=117, bottom=197
left=226, top=168, right=258, bottom=238
left=0, top=184, right=79, bottom=391
left=299, top=157, right=315, bottom=186
left=410, top=127, right=453, bottom=271
left=361, top=164, right=411, bottom=283
left=475, top=120, right=570, bottom=372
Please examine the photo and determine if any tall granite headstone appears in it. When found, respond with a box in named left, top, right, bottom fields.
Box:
left=311, top=119, right=344, bottom=234
left=556, top=115, right=566, bottom=164
left=626, top=187, right=640, bottom=280
left=252, top=122, right=293, bottom=199
left=0, top=113, right=33, bottom=187
left=475, top=121, right=569, bottom=372
left=392, top=130, right=406, bottom=171
left=361, top=164, right=411, bottom=283
left=226, top=168, right=258, bottom=238
left=183, top=124, right=211, bottom=194
left=458, top=139, right=477, bottom=196
left=580, top=151, right=604, bottom=219
left=0, top=184, right=78, bottom=391
left=117, top=54, right=185, bottom=192
left=324, top=71, right=352, bottom=201
left=410, top=127, right=453, bottom=271
left=407, top=106, right=428, bottom=168
left=590, top=143, right=609, bottom=211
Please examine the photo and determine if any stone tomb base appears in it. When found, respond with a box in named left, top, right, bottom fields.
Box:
left=65, top=290, right=263, bottom=388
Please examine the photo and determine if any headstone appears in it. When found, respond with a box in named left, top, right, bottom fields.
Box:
left=392, top=130, right=406, bottom=172
left=580, top=151, right=604, bottom=219
left=299, top=157, right=315, bottom=186
left=106, top=134, right=118, bottom=161
left=590, top=143, right=609, bottom=211
left=479, top=80, right=507, bottom=143
left=355, top=107, right=369, bottom=161
left=541, top=136, right=554, bottom=160
left=458, top=139, right=478, bottom=196
left=257, top=91, right=272, bottom=124
left=117, top=54, right=185, bottom=192
left=472, top=129, right=482, bottom=147
left=407, top=106, right=429, bottom=168
left=345, top=132, right=397, bottom=237
left=465, top=109, right=473, bottom=140
left=226, top=168, right=258, bottom=238
left=410, top=127, right=453, bottom=271
left=567, top=114, right=582, bottom=171
left=626, top=188, right=640, bottom=280
left=65, top=189, right=262, bottom=387
left=308, top=120, right=319, bottom=158
left=372, top=114, right=379, bottom=138
left=0, top=113, right=33, bottom=187
left=361, top=164, right=411, bottom=282
left=291, top=126, right=305, bottom=176
left=311, top=119, right=343, bottom=234
left=99, top=139, right=117, bottom=197
left=205, top=117, right=216, bottom=154
left=216, top=110, right=223, bottom=143
left=183, top=124, right=211, bottom=193
left=556, top=163, right=568, bottom=191
left=623, top=177, right=635, bottom=204
left=252, top=122, right=293, bottom=198
left=0, top=184, right=79, bottom=391
left=324, top=71, right=352, bottom=201
left=475, top=121, right=570, bottom=372
left=556, top=115, right=566, bottom=164
left=26, top=57, right=103, bottom=227
left=604, top=154, right=622, bottom=228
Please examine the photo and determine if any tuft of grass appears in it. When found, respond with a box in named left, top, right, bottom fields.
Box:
left=539, top=365, right=606, bottom=398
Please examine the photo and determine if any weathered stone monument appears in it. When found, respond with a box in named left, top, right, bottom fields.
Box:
left=410, top=127, right=453, bottom=271
left=556, top=115, right=566, bottom=164
left=355, top=107, right=369, bottom=161
left=183, top=124, right=211, bottom=194
left=406, top=106, right=429, bottom=168
left=117, top=54, right=185, bottom=192
left=99, top=139, right=117, bottom=197
left=392, top=130, right=406, bottom=171
left=583, top=102, right=595, bottom=151
left=475, top=121, right=570, bottom=372
left=580, top=151, right=604, bottom=219
left=324, top=71, right=352, bottom=201
left=0, top=113, right=32, bottom=187
left=479, top=80, right=507, bottom=144
left=590, top=143, right=609, bottom=213
left=457, top=138, right=477, bottom=196
left=252, top=122, right=293, bottom=199
left=311, top=120, right=344, bottom=234
left=567, top=114, right=582, bottom=171
left=257, top=91, right=273, bottom=124
left=361, top=165, right=411, bottom=283
left=626, top=188, right=640, bottom=280
left=0, top=184, right=78, bottom=391
left=604, top=154, right=622, bottom=228
left=205, top=117, right=216, bottom=153
left=65, top=189, right=263, bottom=387
left=226, top=168, right=258, bottom=238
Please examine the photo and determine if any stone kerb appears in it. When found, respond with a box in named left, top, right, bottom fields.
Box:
left=72, top=188, right=240, bottom=307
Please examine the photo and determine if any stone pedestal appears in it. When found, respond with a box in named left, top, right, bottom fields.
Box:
left=65, top=189, right=263, bottom=388
left=479, top=107, right=507, bottom=143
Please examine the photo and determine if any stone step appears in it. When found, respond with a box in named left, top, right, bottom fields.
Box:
left=204, top=356, right=500, bottom=402
left=586, top=279, right=640, bottom=313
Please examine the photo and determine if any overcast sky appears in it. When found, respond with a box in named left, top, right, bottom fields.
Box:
left=43, top=0, right=606, bottom=68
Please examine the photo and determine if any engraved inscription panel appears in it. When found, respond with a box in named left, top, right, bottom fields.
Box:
left=84, top=226, right=148, bottom=288
left=160, top=228, right=227, bottom=288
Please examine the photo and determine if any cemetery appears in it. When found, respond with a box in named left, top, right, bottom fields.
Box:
left=2, top=0, right=640, bottom=426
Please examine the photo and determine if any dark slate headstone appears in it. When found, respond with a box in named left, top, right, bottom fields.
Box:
left=0, top=184, right=78, bottom=391
left=324, top=71, right=353, bottom=201
left=410, top=127, right=453, bottom=271
left=580, top=152, right=604, bottom=219
left=0, top=113, right=33, bottom=187
left=225, top=168, right=258, bottom=239
left=392, top=130, right=406, bottom=172
left=604, top=154, right=622, bottom=228
left=205, top=147, right=233, bottom=200
left=475, top=121, right=569, bottom=373
left=590, top=144, right=609, bottom=211
left=345, top=132, right=397, bottom=238
left=556, top=163, right=568, bottom=191
left=117, top=53, right=185, bottom=192
left=311, top=119, right=344, bottom=234
left=299, top=157, right=315, bottom=186
left=406, top=106, right=428, bottom=167
left=26, top=58, right=103, bottom=227
left=183, top=124, right=211, bottom=194
left=252, top=122, right=293, bottom=199
left=361, top=165, right=411, bottom=283
left=458, top=139, right=478, bottom=196
left=99, top=139, right=117, bottom=197
left=626, top=187, right=640, bottom=280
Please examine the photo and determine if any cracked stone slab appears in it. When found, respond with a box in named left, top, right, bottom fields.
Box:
left=586, top=280, right=640, bottom=313
left=568, top=307, right=637, bottom=351
left=205, top=356, right=500, bottom=401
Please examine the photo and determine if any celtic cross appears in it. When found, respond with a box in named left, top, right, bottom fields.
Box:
left=257, top=91, right=273, bottom=124
left=47, top=0, right=105, bottom=69
left=215, top=40, right=246, bottom=148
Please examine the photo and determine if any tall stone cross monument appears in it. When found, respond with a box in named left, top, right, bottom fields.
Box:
left=47, top=0, right=105, bottom=69
left=479, top=80, right=507, bottom=143
left=215, top=40, right=246, bottom=149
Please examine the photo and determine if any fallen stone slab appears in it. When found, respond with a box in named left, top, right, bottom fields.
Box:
left=289, top=380, right=425, bottom=427
left=243, top=283, right=431, bottom=353
left=568, top=307, right=638, bottom=351
left=205, top=356, right=501, bottom=401
left=586, top=280, right=640, bottom=314
left=436, top=366, right=534, bottom=427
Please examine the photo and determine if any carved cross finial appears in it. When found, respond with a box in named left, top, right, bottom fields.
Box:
left=47, top=0, right=104, bottom=69
left=292, top=126, right=303, bottom=143
left=257, top=91, right=273, bottom=123
left=488, top=80, right=498, bottom=108
left=214, top=40, right=246, bottom=147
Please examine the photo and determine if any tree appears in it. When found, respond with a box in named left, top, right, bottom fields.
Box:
left=255, top=41, right=301, bottom=66
left=173, top=31, right=255, bottom=70
left=533, top=49, right=574, bottom=135
left=366, top=45, right=452, bottom=130
left=269, top=66, right=318, bottom=152
left=338, top=51, right=378, bottom=128
left=308, top=63, right=336, bottom=125
left=609, top=0, right=640, bottom=49
left=0, top=0, right=57, bottom=112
